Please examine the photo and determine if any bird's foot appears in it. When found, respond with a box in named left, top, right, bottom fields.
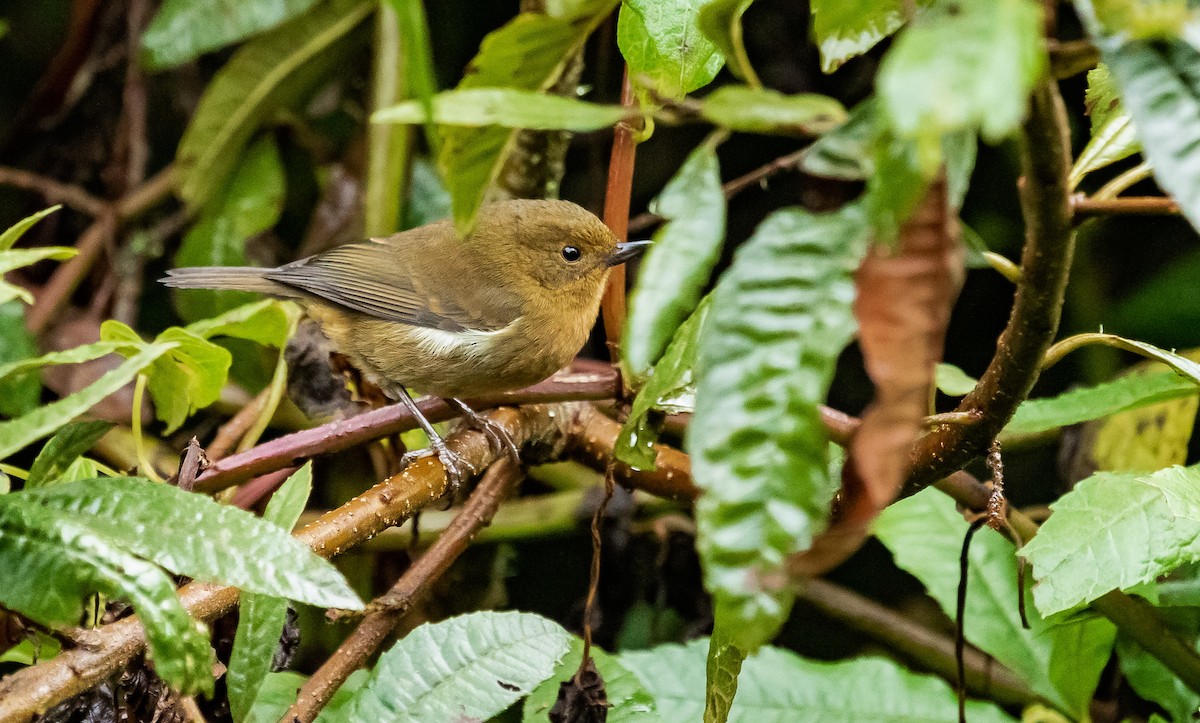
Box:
left=448, top=399, right=520, bottom=461
left=400, top=436, right=477, bottom=493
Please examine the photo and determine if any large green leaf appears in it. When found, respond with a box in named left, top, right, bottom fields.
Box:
left=142, top=0, right=321, bottom=68
left=624, top=140, right=725, bottom=377
left=175, top=0, right=372, bottom=209
left=173, top=136, right=286, bottom=322
left=0, top=341, right=129, bottom=382
left=618, top=640, right=1015, bottom=722
left=1006, top=369, right=1198, bottom=436
left=699, top=86, right=846, bottom=136
left=246, top=670, right=366, bottom=722
left=184, top=299, right=294, bottom=347
left=689, top=204, right=870, bottom=650
left=0, top=301, right=39, bottom=418
left=347, top=611, right=571, bottom=720
left=440, top=0, right=618, bottom=234
left=25, top=476, right=360, bottom=609
left=877, top=0, right=1045, bottom=144
left=0, top=343, right=175, bottom=461
left=1023, top=464, right=1200, bottom=615
left=0, top=494, right=214, bottom=694
left=24, top=421, right=114, bottom=489
left=617, top=298, right=709, bottom=469
left=875, top=489, right=1116, bottom=716
left=522, top=636, right=658, bottom=722
left=227, top=464, right=313, bottom=722
left=374, top=88, right=631, bottom=129
left=697, top=0, right=758, bottom=86
left=1117, top=608, right=1200, bottom=723
left=618, top=0, right=724, bottom=100
left=1076, top=0, right=1200, bottom=231
left=810, top=0, right=919, bottom=74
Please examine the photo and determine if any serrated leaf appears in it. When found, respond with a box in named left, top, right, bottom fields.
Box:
left=522, top=636, right=659, bottom=722
left=0, top=494, right=214, bottom=694
left=25, top=421, right=114, bottom=489
left=0, top=343, right=175, bottom=461
left=617, top=298, right=709, bottom=469
left=1006, top=369, right=1198, bottom=436
left=25, top=476, right=360, bottom=609
left=618, top=0, right=724, bottom=100
left=1023, top=464, right=1200, bottom=616
left=699, top=86, right=846, bottom=137
left=624, top=140, right=725, bottom=377
left=689, top=204, right=870, bottom=650
left=175, top=0, right=372, bottom=209
left=142, top=0, right=321, bottom=69
left=440, top=0, right=618, bottom=234
left=374, top=87, right=631, bottom=129
left=0, top=206, right=60, bottom=251
left=877, top=0, right=1046, bottom=144
left=810, top=0, right=921, bottom=74
left=174, top=137, right=286, bottom=322
left=347, top=611, right=571, bottom=720
left=228, top=463, right=313, bottom=722
left=875, top=489, right=1116, bottom=716
left=0, top=301, right=39, bottom=418
left=935, top=362, right=977, bottom=396
left=1076, top=0, right=1200, bottom=232
left=618, top=640, right=1016, bottom=722
left=697, top=0, right=759, bottom=87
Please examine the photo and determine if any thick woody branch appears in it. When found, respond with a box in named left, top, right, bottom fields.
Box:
left=904, top=81, right=1076, bottom=495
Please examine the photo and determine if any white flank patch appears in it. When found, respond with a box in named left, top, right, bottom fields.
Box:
left=407, top=325, right=508, bottom=359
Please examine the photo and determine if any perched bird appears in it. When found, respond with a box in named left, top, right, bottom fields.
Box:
left=163, top=199, right=648, bottom=481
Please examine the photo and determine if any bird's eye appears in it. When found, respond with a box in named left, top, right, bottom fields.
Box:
left=561, top=245, right=582, bottom=263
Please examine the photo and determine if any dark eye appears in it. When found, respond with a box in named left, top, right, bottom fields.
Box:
left=561, top=245, right=582, bottom=262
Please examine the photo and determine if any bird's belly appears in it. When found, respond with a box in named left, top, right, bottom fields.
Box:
left=313, top=308, right=567, bottom=399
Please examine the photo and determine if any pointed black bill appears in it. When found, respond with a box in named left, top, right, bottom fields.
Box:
left=605, top=240, right=652, bottom=267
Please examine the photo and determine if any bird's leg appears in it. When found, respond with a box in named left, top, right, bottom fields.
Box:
left=394, top=387, right=476, bottom=490
left=446, top=398, right=521, bottom=462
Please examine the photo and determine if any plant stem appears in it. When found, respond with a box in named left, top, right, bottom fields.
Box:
left=599, top=68, right=638, bottom=360
left=1072, top=195, right=1178, bottom=218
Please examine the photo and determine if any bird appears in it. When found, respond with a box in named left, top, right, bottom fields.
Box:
left=163, top=198, right=649, bottom=484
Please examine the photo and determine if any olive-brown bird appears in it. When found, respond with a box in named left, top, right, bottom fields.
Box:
left=163, top=199, right=647, bottom=481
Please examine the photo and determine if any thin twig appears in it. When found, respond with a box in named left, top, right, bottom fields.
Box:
left=1072, top=194, right=1179, bottom=218
left=957, top=518, right=987, bottom=723
left=577, top=462, right=615, bottom=681
left=207, top=388, right=272, bottom=461
left=285, top=458, right=524, bottom=723
left=599, top=68, right=638, bottom=361
left=0, top=166, right=106, bottom=216
left=25, top=211, right=117, bottom=334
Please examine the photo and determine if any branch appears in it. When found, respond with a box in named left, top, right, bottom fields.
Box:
left=0, top=166, right=106, bottom=216
left=904, top=80, right=1077, bottom=494
left=285, top=458, right=524, bottom=723
left=599, top=68, right=638, bottom=359
left=1071, top=195, right=1179, bottom=218
left=1047, top=39, right=1100, bottom=79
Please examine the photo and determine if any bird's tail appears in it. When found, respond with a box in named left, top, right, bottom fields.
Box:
left=160, top=267, right=297, bottom=296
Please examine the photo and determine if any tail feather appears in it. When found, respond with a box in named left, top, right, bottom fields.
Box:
left=160, top=267, right=297, bottom=297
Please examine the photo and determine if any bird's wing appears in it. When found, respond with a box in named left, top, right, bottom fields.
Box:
left=263, top=242, right=521, bottom=332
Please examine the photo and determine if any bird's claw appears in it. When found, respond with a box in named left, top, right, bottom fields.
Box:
left=450, top=400, right=520, bottom=461
left=400, top=439, right=477, bottom=493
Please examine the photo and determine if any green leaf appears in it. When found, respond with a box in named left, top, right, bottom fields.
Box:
left=142, top=0, right=321, bottom=68
left=810, top=0, right=917, bottom=74
left=624, top=140, right=725, bottom=377
left=440, top=0, right=618, bottom=234
left=618, top=0, right=724, bottom=100
left=0, top=343, right=175, bottom=461
left=618, top=640, right=1016, bottom=722
left=697, top=0, right=759, bottom=87
left=1117, top=608, right=1200, bottom=723
left=102, top=322, right=232, bottom=434
left=0, top=206, right=60, bottom=251
left=0, top=341, right=128, bottom=383
left=0, top=247, right=78, bottom=274
left=246, top=670, right=366, bottom=723
left=184, top=299, right=294, bottom=347
left=1069, top=113, right=1140, bottom=190
left=173, top=136, right=286, bottom=322
left=25, top=476, right=361, bottom=609
left=689, top=204, right=870, bottom=650
left=875, top=489, right=1116, bottom=716
left=347, top=611, right=571, bottom=720
left=0, top=494, right=214, bottom=694
left=617, top=298, right=709, bottom=469
left=1086, top=63, right=1124, bottom=135
left=703, top=624, right=746, bottom=723
left=374, top=88, right=632, bottom=130
left=799, top=98, right=879, bottom=181
left=25, top=421, right=114, bottom=489
left=522, top=637, right=659, bottom=722
left=175, top=0, right=372, bottom=209
left=1022, top=464, right=1200, bottom=616
left=699, top=86, right=846, bottom=137
left=1076, top=0, right=1200, bottom=232
left=877, top=0, right=1045, bottom=143
left=1006, top=369, right=1198, bottom=437
left=386, top=0, right=440, bottom=155
left=404, top=156, right=452, bottom=229
left=228, top=464, right=313, bottom=722
left=0, top=301, right=40, bottom=418
left=934, top=362, right=977, bottom=396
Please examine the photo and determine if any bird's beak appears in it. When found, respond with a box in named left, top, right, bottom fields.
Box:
left=605, top=240, right=652, bottom=267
